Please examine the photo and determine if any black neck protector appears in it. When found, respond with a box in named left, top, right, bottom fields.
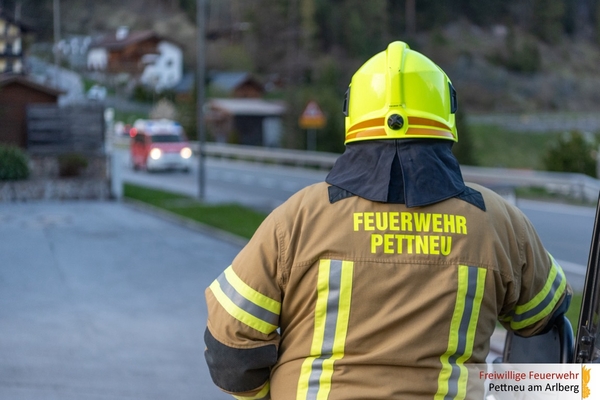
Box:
left=325, top=139, right=485, bottom=211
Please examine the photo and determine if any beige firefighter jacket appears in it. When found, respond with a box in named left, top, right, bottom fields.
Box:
left=205, top=182, right=571, bottom=400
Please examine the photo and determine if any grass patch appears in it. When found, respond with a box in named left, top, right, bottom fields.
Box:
left=123, top=183, right=267, bottom=239
left=469, top=124, right=560, bottom=169
left=565, top=291, right=583, bottom=335
left=113, top=109, right=148, bottom=126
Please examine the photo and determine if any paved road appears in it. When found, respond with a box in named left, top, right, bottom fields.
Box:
left=0, top=201, right=237, bottom=400
left=116, top=149, right=327, bottom=213
left=117, top=150, right=595, bottom=291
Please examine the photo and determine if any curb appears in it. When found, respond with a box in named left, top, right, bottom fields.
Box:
left=121, top=198, right=249, bottom=249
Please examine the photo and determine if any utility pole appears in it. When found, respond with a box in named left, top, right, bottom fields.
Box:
left=53, top=0, right=61, bottom=89
left=286, top=0, right=300, bottom=149
left=15, top=2, right=21, bottom=21
left=196, top=0, right=207, bottom=200
left=406, top=0, right=416, bottom=37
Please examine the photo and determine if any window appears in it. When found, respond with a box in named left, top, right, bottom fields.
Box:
left=150, top=134, right=183, bottom=143
left=13, top=38, right=21, bottom=54
left=13, top=59, right=22, bottom=73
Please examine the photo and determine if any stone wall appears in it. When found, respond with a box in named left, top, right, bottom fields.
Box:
left=0, top=179, right=110, bottom=201
left=0, top=154, right=111, bottom=202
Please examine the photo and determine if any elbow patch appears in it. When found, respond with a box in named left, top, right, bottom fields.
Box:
left=204, top=328, right=277, bottom=392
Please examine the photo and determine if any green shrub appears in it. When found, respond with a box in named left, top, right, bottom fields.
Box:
left=0, top=145, right=30, bottom=181
left=58, top=153, right=89, bottom=177
left=542, top=131, right=598, bottom=177
left=452, top=109, right=478, bottom=166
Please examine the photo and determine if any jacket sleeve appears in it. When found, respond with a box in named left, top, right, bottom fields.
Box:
left=204, top=209, right=283, bottom=399
left=498, top=211, right=573, bottom=337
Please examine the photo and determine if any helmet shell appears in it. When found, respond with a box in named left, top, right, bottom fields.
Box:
left=344, top=41, right=458, bottom=144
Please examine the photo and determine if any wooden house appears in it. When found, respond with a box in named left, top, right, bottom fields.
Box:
left=0, top=75, right=61, bottom=148
left=87, top=27, right=182, bottom=90
left=205, top=98, right=286, bottom=147
left=209, top=72, right=265, bottom=98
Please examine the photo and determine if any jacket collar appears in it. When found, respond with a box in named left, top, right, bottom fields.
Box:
left=325, top=140, right=485, bottom=210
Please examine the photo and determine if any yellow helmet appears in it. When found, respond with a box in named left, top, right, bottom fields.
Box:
left=343, top=41, right=458, bottom=144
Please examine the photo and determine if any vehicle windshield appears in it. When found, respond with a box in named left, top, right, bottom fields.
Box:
left=150, top=134, right=184, bottom=143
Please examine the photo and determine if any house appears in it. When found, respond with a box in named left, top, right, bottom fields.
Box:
left=0, top=9, right=30, bottom=75
left=209, top=72, right=265, bottom=98
left=87, top=27, right=182, bottom=91
left=26, top=56, right=85, bottom=106
left=57, top=35, right=93, bottom=70
left=0, top=75, right=61, bottom=148
left=205, top=98, right=286, bottom=147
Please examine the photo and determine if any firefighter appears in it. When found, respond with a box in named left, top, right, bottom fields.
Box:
left=204, top=41, right=572, bottom=399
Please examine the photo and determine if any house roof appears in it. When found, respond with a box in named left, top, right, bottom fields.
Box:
left=0, top=74, right=62, bottom=97
left=208, top=98, right=286, bottom=116
left=172, top=72, right=194, bottom=93
left=209, top=72, right=264, bottom=93
left=90, top=30, right=165, bottom=50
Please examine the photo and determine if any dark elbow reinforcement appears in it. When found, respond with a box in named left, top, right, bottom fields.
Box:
left=204, top=328, right=278, bottom=392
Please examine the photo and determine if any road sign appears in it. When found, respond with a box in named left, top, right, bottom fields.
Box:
left=299, top=100, right=326, bottom=129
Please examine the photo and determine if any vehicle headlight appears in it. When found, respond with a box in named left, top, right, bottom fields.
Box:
left=150, top=148, right=162, bottom=160
left=180, top=147, right=192, bottom=159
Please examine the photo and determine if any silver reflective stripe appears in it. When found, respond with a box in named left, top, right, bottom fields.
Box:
left=436, top=265, right=486, bottom=400
left=445, top=267, right=479, bottom=400
left=306, top=260, right=342, bottom=400
left=505, top=268, right=564, bottom=323
left=217, top=273, right=279, bottom=326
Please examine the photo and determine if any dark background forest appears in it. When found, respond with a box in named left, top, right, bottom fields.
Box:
left=5, top=0, right=600, bottom=155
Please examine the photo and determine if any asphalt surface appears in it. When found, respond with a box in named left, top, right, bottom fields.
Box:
left=0, top=200, right=237, bottom=400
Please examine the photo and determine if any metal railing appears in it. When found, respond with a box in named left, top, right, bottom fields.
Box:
left=200, top=142, right=340, bottom=169
left=114, top=137, right=600, bottom=202
left=193, top=142, right=600, bottom=202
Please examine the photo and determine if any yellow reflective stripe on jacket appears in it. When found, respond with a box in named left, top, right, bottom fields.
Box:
left=209, top=266, right=280, bottom=334
left=500, top=254, right=566, bottom=330
left=436, top=265, right=486, bottom=400
left=232, top=382, right=270, bottom=400
left=297, top=259, right=354, bottom=400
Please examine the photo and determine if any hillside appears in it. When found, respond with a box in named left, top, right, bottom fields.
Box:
left=13, top=0, right=600, bottom=115
left=423, top=21, right=600, bottom=114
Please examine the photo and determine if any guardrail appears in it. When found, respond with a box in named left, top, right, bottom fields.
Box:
left=200, top=142, right=340, bottom=170
left=193, top=142, right=600, bottom=202
left=114, top=137, right=600, bottom=202
left=460, top=166, right=600, bottom=202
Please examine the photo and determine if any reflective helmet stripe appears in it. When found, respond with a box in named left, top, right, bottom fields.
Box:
left=408, top=116, right=452, bottom=131
left=345, top=128, right=387, bottom=141
left=346, top=116, right=454, bottom=141
left=347, top=117, right=386, bottom=134
left=406, top=128, right=456, bottom=139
